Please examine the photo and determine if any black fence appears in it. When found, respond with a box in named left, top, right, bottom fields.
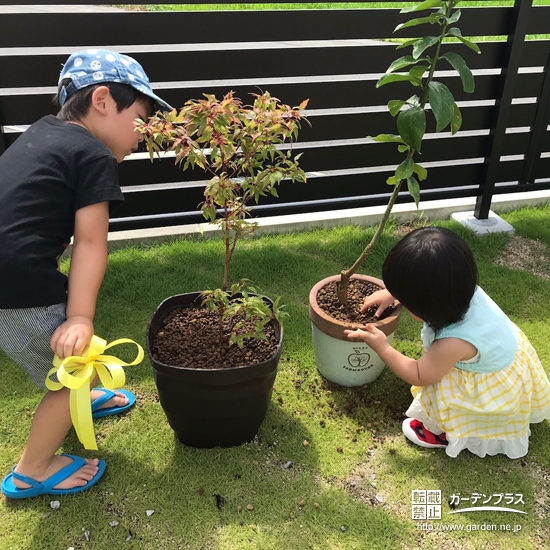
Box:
left=0, top=0, right=549, bottom=231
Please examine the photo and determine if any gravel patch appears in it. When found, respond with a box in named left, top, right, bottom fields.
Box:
left=493, top=236, right=550, bottom=280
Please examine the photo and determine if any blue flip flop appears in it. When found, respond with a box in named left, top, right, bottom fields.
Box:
left=1, top=454, right=106, bottom=499
left=91, top=388, right=135, bottom=419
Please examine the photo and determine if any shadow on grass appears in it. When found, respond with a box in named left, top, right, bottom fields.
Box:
left=379, top=436, right=550, bottom=542
left=3, top=218, right=549, bottom=549
left=5, top=400, right=414, bottom=550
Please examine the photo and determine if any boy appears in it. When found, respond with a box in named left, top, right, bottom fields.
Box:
left=0, top=49, right=171, bottom=498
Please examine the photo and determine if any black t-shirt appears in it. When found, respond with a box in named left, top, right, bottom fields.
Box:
left=0, top=115, right=124, bottom=308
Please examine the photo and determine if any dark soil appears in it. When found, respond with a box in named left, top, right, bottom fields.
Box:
left=316, top=279, right=395, bottom=325
left=151, top=305, right=280, bottom=369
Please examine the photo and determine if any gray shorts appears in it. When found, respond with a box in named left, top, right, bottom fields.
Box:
left=0, top=302, right=66, bottom=389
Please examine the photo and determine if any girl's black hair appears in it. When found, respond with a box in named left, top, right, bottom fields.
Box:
left=54, top=80, right=153, bottom=121
left=382, top=227, right=478, bottom=332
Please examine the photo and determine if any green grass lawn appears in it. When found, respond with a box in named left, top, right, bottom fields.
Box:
left=145, top=1, right=550, bottom=11
left=139, top=1, right=550, bottom=40
left=1, top=204, right=549, bottom=549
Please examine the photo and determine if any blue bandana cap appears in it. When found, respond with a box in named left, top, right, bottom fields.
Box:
left=58, top=49, right=172, bottom=113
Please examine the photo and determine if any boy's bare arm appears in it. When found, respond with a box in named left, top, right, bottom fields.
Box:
left=50, top=201, right=109, bottom=359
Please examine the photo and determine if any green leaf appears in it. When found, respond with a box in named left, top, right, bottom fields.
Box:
left=446, top=27, right=481, bottom=54
left=428, top=81, right=455, bottom=132
left=398, top=144, right=410, bottom=153
left=396, top=158, right=415, bottom=181
left=368, top=133, right=405, bottom=144
left=401, top=0, right=444, bottom=14
left=441, top=52, right=475, bottom=93
left=406, top=95, right=421, bottom=107
left=413, top=163, right=428, bottom=181
left=409, top=65, right=429, bottom=81
left=445, top=27, right=462, bottom=38
left=397, top=107, right=426, bottom=152
left=394, top=14, right=442, bottom=33
left=412, top=36, right=440, bottom=59
left=386, top=55, right=422, bottom=74
left=459, top=37, right=481, bottom=53
left=396, top=38, right=421, bottom=51
left=388, top=100, right=405, bottom=117
left=386, top=176, right=397, bottom=186
left=447, top=8, right=461, bottom=24
left=376, top=73, right=415, bottom=88
left=407, top=176, right=421, bottom=207
left=451, top=103, right=463, bottom=135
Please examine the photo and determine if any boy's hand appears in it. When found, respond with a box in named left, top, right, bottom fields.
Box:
left=361, top=289, right=397, bottom=318
left=344, top=324, right=389, bottom=354
left=50, top=316, right=94, bottom=360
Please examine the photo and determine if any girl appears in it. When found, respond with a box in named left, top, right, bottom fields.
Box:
left=345, top=227, right=550, bottom=458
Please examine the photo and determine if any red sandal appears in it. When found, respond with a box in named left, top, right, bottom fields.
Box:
left=402, top=418, right=448, bottom=449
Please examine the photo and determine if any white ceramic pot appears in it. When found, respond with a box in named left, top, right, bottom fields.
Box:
left=309, top=274, right=402, bottom=387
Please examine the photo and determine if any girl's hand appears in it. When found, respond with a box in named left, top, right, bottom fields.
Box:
left=344, top=324, right=389, bottom=353
left=361, top=289, right=397, bottom=318
left=50, top=316, right=94, bottom=360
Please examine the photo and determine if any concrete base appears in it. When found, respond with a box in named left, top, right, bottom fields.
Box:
left=451, top=210, right=515, bottom=235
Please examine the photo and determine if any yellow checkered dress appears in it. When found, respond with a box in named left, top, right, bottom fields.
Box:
left=406, top=327, right=550, bottom=458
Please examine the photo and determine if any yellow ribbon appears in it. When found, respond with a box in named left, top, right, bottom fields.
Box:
left=45, top=335, right=144, bottom=450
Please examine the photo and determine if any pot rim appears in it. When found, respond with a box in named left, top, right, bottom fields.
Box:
left=146, top=292, right=284, bottom=374
left=309, top=273, right=402, bottom=333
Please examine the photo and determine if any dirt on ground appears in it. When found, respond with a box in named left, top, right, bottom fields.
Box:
left=493, top=235, right=550, bottom=280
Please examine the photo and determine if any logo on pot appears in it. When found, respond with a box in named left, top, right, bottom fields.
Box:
left=346, top=348, right=373, bottom=371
